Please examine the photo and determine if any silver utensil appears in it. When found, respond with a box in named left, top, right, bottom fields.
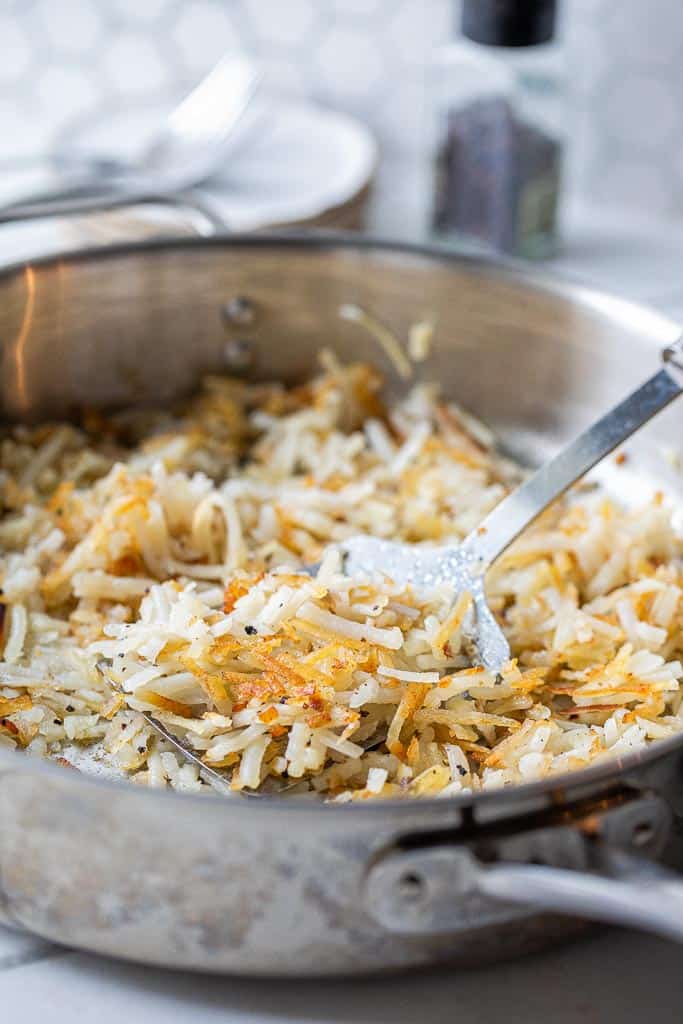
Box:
left=95, top=337, right=683, bottom=784
left=337, top=336, right=683, bottom=673
left=0, top=54, right=260, bottom=223
left=129, top=703, right=387, bottom=799
left=97, top=661, right=387, bottom=797
left=96, top=661, right=234, bottom=795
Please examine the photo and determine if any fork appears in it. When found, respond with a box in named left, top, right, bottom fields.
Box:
left=0, top=54, right=260, bottom=223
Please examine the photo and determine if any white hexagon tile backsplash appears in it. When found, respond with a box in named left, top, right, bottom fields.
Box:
left=2, top=0, right=683, bottom=218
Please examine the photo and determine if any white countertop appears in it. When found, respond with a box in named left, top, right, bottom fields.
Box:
left=3, top=184, right=683, bottom=1021
left=2, top=924, right=682, bottom=1022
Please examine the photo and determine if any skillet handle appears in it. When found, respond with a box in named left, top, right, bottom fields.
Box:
left=0, top=189, right=226, bottom=236
left=364, top=830, right=683, bottom=944
left=479, top=848, right=683, bottom=943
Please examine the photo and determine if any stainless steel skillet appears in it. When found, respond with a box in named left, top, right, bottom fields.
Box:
left=3, top=216, right=683, bottom=974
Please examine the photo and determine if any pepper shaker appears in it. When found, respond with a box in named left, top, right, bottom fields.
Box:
left=431, top=0, right=564, bottom=259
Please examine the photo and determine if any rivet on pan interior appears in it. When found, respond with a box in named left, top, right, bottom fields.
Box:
left=223, top=338, right=254, bottom=371
left=222, top=296, right=256, bottom=326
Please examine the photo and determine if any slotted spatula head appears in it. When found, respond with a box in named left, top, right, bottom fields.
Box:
left=337, top=535, right=511, bottom=673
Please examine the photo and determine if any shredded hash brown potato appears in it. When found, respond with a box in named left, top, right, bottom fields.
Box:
left=1, top=358, right=682, bottom=800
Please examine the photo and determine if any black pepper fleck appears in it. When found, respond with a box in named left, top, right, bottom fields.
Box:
left=53, top=718, right=61, bottom=725
left=66, top=704, right=75, bottom=712
left=244, top=625, right=257, bottom=636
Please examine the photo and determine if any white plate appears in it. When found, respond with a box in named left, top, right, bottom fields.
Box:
left=0, top=96, right=376, bottom=260
left=199, top=97, right=377, bottom=230
left=53, top=94, right=376, bottom=230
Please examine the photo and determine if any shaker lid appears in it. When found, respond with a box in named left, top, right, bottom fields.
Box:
left=461, top=0, right=557, bottom=47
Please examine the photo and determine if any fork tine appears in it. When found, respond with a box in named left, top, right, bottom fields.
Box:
left=140, top=54, right=260, bottom=186
left=168, top=54, right=258, bottom=139
left=470, top=587, right=511, bottom=673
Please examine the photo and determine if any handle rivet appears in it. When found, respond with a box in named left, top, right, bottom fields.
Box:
left=632, top=820, right=656, bottom=847
left=398, top=871, right=426, bottom=903
left=222, top=296, right=256, bottom=326
left=223, top=338, right=254, bottom=371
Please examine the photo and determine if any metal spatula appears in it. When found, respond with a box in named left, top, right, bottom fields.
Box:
left=335, top=336, right=683, bottom=673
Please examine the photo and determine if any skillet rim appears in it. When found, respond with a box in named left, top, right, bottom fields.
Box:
left=2, top=228, right=682, bottom=819
left=0, top=229, right=678, bottom=347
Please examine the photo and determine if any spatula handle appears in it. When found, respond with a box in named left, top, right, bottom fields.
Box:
left=468, top=342, right=683, bottom=568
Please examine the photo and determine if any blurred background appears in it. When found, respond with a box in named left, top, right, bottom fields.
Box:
left=1, top=0, right=682, bottom=267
